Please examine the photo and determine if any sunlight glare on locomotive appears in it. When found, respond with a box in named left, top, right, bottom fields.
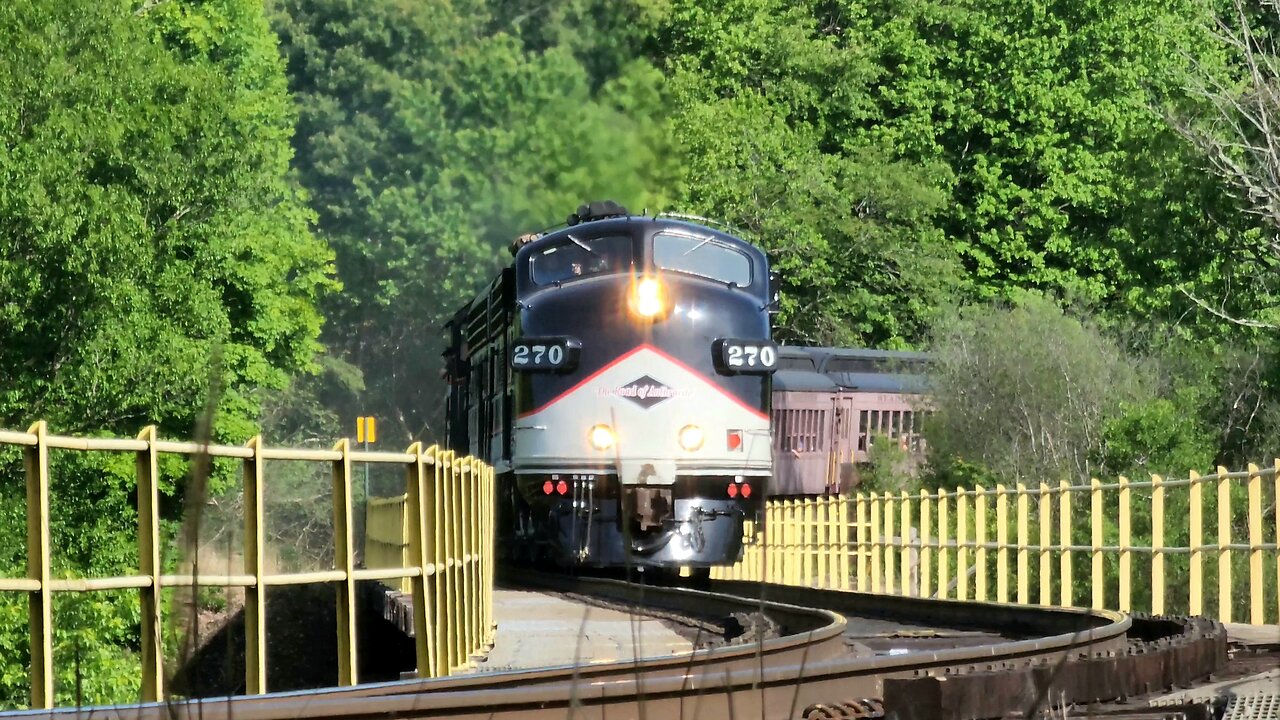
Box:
left=631, top=275, right=667, bottom=319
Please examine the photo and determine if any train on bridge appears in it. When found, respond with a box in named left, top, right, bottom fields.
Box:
left=442, top=202, right=927, bottom=573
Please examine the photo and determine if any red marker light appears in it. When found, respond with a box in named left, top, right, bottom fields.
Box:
left=741, top=483, right=752, bottom=498
left=556, top=479, right=569, bottom=495
left=543, top=480, right=554, bottom=495
left=727, top=431, right=743, bottom=451
left=726, top=483, right=739, bottom=498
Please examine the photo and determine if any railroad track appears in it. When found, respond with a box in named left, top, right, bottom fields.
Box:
left=6, top=574, right=1226, bottom=720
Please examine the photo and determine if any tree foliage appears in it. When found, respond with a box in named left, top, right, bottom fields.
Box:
left=844, top=0, right=1246, bottom=315
left=1165, top=0, right=1280, bottom=329
left=657, top=0, right=960, bottom=347
left=0, top=0, right=332, bottom=441
left=270, top=0, right=675, bottom=440
left=922, top=294, right=1214, bottom=485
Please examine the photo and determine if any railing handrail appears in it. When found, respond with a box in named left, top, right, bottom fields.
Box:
left=0, top=422, right=494, bottom=710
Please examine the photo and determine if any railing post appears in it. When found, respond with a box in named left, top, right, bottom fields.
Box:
left=136, top=426, right=164, bottom=702
left=1275, top=459, right=1279, bottom=626
left=802, top=498, right=814, bottom=587
left=1117, top=475, right=1130, bottom=612
left=453, top=453, right=467, bottom=670
left=975, top=485, right=988, bottom=602
left=465, top=459, right=476, bottom=657
left=884, top=493, right=896, bottom=593
left=828, top=498, right=840, bottom=589
left=937, top=490, right=950, bottom=599
left=826, top=498, right=838, bottom=588
left=1038, top=482, right=1051, bottom=606
left=1059, top=480, right=1072, bottom=607
left=777, top=499, right=788, bottom=585
left=1190, top=470, right=1203, bottom=616
left=778, top=499, right=787, bottom=585
left=957, top=488, right=969, bottom=601
left=244, top=435, right=267, bottom=694
left=332, top=439, right=357, bottom=685
left=811, top=499, right=824, bottom=587
left=445, top=452, right=462, bottom=672
left=784, top=499, right=798, bottom=586
left=1017, top=482, right=1029, bottom=605
left=406, top=443, right=438, bottom=677
left=919, top=490, right=932, bottom=599
left=1217, top=466, right=1232, bottom=623
left=437, top=448, right=458, bottom=671
left=838, top=497, right=851, bottom=591
left=485, top=463, right=496, bottom=644
left=813, top=497, right=823, bottom=587
left=996, top=484, right=1009, bottom=603
left=1248, top=464, right=1263, bottom=625
left=1091, top=478, right=1103, bottom=611
left=1152, top=474, right=1164, bottom=615
left=855, top=495, right=868, bottom=592
left=869, top=493, right=882, bottom=592
left=469, top=458, right=482, bottom=658
left=763, top=501, right=773, bottom=583
left=900, top=491, right=913, bottom=595
left=24, top=421, right=52, bottom=709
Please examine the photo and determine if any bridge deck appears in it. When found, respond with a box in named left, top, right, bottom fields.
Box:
left=376, top=586, right=692, bottom=673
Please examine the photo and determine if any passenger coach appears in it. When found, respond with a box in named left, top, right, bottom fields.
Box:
left=443, top=202, right=777, bottom=570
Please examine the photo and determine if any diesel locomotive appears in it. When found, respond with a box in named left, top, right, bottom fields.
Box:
left=442, top=202, right=777, bottom=569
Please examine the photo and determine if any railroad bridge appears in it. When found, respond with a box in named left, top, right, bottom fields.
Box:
left=0, top=421, right=1276, bottom=718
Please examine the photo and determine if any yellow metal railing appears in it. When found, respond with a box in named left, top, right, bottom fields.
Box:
left=0, top=422, right=494, bottom=709
left=714, top=460, right=1280, bottom=626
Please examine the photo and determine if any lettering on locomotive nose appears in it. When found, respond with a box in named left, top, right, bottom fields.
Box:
left=598, top=375, right=690, bottom=409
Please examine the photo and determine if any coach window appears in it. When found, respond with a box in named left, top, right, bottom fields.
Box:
left=653, top=233, right=752, bottom=287
left=531, top=235, right=632, bottom=285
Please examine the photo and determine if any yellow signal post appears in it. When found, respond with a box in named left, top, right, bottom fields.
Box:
left=357, top=416, right=377, bottom=512
left=356, top=416, right=377, bottom=444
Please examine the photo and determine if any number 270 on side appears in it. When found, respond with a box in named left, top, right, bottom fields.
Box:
left=510, top=337, right=580, bottom=371
left=715, top=339, right=778, bottom=374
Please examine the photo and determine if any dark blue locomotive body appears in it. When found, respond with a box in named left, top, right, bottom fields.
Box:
left=443, top=205, right=776, bottom=569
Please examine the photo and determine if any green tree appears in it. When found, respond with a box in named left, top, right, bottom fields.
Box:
left=844, top=0, right=1253, bottom=320
left=0, top=0, right=332, bottom=441
left=923, top=294, right=1190, bottom=486
left=1164, top=0, right=1280, bottom=331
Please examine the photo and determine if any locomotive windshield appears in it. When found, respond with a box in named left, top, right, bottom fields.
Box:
left=653, top=232, right=752, bottom=287
left=531, top=234, right=632, bottom=285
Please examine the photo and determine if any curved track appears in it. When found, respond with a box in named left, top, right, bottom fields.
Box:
left=5, top=576, right=1225, bottom=720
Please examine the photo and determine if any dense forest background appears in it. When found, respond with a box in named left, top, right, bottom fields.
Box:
left=0, top=0, right=1278, bottom=706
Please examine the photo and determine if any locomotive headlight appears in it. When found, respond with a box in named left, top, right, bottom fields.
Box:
left=589, top=424, right=616, bottom=451
left=678, top=424, right=704, bottom=451
left=634, top=277, right=664, bottom=318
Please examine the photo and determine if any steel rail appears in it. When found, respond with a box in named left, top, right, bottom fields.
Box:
left=2, top=577, right=1219, bottom=720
